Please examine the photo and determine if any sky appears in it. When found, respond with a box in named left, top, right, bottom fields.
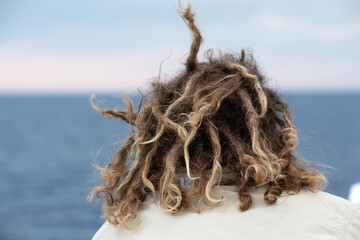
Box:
left=0, top=0, right=359, bottom=94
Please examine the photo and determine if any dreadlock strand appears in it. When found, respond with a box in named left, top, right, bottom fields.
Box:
left=164, top=69, right=207, bottom=117
left=90, top=94, right=137, bottom=125
left=180, top=3, right=203, bottom=73
left=225, top=62, right=268, bottom=117
left=159, top=142, right=183, bottom=212
left=141, top=141, right=159, bottom=202
left=204, top=118, right=223, bottom=203
left=237, top=89, right=273, bottom=179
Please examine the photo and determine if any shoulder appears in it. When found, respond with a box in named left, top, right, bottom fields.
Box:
left=309, top=191, right=360, bottom=240
left=276, top=189, right=358, bottom=216
left=92, top=221, right=120, bottom=240
left=280, top=189, right=357, bottom=211
left=276, top=189, right=360, bottom=239
left=343, top=208, right=360, bottom=240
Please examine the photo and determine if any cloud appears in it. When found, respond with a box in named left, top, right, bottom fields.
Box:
left=0, top=46, right=359, bottom=93
left=257, top=52, right=360, bottom=91
left=256, top=14, right=360, bottom=41
left=0, top=46, right=188, bottom=93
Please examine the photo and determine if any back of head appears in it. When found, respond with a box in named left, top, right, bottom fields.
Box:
left=89, top=3, right=327, bottom=230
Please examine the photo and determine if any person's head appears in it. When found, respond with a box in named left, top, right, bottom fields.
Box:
left=89, top=4, right=327, bottom=229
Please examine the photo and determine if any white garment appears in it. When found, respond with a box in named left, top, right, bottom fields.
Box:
left=92, top=185, right=360, bottom=240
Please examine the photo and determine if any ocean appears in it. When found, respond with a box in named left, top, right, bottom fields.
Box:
left=0, top=92, right=359, bottom=240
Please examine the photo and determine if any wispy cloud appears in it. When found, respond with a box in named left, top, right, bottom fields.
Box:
left=258, top=52, right=360, bottom=91
left=256, top=14, right=360, bottom=41
left=0, top=46, right=188, bottom=93
left=1, top=46, right=359, bottom=93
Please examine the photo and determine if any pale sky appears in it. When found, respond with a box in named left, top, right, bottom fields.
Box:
left=0, top=0, right=359, bottom=93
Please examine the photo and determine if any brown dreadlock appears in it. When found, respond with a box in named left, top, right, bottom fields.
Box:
left=88, top=3, right=327, bottom=230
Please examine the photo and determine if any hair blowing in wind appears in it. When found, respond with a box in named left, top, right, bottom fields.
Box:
left=88, top=3, right=327, bottom=230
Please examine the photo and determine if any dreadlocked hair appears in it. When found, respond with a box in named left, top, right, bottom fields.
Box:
left=88, top=3, right=327, bottom=230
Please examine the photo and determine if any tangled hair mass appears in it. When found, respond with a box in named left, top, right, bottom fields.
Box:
left=89, top=4, right=327, bottom=230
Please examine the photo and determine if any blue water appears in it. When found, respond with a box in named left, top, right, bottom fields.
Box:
left=0, top=93, right=359, bottom=240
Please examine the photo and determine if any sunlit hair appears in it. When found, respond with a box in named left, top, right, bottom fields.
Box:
left=88, top=4, right=327, bottom=230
